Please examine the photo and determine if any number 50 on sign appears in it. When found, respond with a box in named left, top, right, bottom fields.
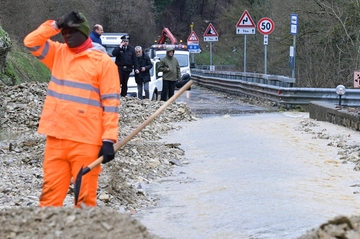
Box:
left=257, top=17, right=275, bottom=35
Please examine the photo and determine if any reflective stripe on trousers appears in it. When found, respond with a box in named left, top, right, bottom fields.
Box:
left=40, top=136, right=101, bottom=207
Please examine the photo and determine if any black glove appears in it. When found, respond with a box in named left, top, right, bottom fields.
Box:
left=98, top=141, right=115, bottom=164
left=56, top=10, right=84, bottom=29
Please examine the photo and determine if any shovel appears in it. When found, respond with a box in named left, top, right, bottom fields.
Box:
left=74, top=80, right=193, bottom=205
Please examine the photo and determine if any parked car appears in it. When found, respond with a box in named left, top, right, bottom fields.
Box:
left=127, top=59, right=163, bottom=100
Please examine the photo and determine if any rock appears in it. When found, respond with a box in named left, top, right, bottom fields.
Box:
left=169, top=159, right=182, bottom=166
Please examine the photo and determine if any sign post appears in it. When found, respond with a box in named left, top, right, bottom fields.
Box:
left=189, top=22, right=195, bottom=63
left=187, top=31, right=200, bottom=54
left=290, top=14, right=298, bottom=78
left=236, top=10, right=256, bottom=73
left=257, top=17, right=275, bottom=74
left=203, top=23, right=219, bottom=69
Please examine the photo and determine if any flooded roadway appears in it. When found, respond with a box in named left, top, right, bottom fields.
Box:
left=134, top=86, right=360, bottom=239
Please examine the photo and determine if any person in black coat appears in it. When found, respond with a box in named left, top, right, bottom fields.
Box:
left=112, top=35, right=139, bottom=97
left=134, top=46, right=152, bottom=99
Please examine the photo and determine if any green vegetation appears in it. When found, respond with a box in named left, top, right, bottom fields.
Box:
left=6, top=45, right=50, bottom=85
left=193, top=48, right=239, bottom=66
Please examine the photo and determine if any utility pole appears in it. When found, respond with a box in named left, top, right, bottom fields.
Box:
left=190, top=22, right=194, bottom=63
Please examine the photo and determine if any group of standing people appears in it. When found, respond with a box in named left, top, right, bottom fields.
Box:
left=111, top=35, right=155, bottom=100
left=88, top=23, right=181, bottom=101
left=112, top=39, right=181, bottom=101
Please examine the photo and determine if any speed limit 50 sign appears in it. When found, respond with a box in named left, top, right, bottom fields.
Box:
left=257, top=18, right=275, bottom=35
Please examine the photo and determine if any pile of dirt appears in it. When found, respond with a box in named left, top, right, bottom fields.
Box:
left=0, top=206, right=158, bottom=239
left=298, top=215, right=360, bottom=239
left=0, top=82, right=196, bottom=239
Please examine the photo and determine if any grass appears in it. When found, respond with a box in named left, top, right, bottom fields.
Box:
left=7, top=44, right=50, bottom=84
left=191, top=47, right=240, bottom=66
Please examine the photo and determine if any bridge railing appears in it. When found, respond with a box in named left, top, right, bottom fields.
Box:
left=191, top=70, right=360, bottom=106
left=191, top=69, right=296, bottom=88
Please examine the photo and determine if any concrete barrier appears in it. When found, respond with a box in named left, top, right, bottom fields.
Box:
left=309, top=101, right=360, bottom=131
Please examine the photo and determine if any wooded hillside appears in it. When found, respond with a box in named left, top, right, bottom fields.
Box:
left=0, top=0, right=358, bottom=88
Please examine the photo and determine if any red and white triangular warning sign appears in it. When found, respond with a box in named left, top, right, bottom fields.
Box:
left=236, top=10, right=256, bottom=28
left=187, top=31, right=199, bottom=42
left=203, top=23, right=219, bottom=37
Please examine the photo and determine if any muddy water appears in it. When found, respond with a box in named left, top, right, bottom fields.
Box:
left=135, top=112, right=360, bottom=239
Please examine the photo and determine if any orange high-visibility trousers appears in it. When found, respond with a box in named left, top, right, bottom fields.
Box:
left=40, top=136, right=101, bottom=207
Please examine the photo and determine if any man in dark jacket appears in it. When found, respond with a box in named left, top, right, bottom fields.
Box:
left=89, top=24, right=103, bottom=45
left=135, top=46, right=152, bottom=99
left=112, top=35, right=139, bottom=97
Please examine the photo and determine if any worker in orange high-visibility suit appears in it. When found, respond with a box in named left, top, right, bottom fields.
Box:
left=23, top=10, right=120, bottom=207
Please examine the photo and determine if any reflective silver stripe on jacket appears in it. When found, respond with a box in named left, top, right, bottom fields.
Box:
left=27, top=41, right=50, bottom=60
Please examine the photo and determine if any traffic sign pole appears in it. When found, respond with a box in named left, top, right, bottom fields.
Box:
left=190, top=23, right=194, bottom=64
left=203, top=23, right=219, bottom=70
left=264, top=35, right=268, bottom=74
left=210, top=42, right=213, bottom=66
left=264, top=40, right=267, bottom=74
left=236, top=10, right=256, bottom=73
left=292, top=36, right=296, bottom=78
left=290, top=14, right=298, bottom=79
left=187, top=30, right=201, bottom=64
left=257, top=17, right=275, bottom=74
left=244, top=35, right=247, bottom=72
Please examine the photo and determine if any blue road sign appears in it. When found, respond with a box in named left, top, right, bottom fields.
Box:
left=188, top=42, right=201, bottom=53
left=188, top=45, right=199, bottom=50
left=290, top=14, right=298, bottom=35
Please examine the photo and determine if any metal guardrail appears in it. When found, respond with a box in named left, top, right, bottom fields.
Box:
left=195, top=65, right=237, bottom=71
left=191, top=70, right=360, bottom=106
left=191, top=69, right=296, bottom=87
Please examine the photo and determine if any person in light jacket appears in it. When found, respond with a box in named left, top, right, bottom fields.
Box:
left=157, top=46, right=181, bottom=101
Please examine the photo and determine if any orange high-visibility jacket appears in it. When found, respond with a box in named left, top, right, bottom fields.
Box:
left=24, top=20, right=120, bottom=145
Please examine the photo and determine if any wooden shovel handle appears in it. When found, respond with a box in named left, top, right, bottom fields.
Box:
left=86, top=80, right=193, bottom=171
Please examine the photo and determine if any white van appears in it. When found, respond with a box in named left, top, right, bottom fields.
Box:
left=127, top=58, right=163, bottom=100
left=147, top=44, right=191, bottom=77
left=100, top=33, right=128, bottom=61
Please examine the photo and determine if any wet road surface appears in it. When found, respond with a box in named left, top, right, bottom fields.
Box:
left=174, top=85, right=273, bottom=116
left=135, top=112, right=360, bottom=239
left=133, top=86, right=360, bottom=238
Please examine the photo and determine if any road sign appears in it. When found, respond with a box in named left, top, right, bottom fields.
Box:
left=187, top=31, right=200, bottom=53
left=354, top=71, right=360, bottom=88
left=290, top=14, right=298, bottom=35
left=257, top=18, right=275, bottom=35
left=203, top=23, right=219, bottom=41
left=187, top=31, right=199, bottom=42
left=188, top=42, right=201, bottom=53
left=236, top=10, right=256, bottom=35
left=263, top=35, right=268, bottom=45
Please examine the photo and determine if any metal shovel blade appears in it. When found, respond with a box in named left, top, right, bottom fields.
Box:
left=74, top=166, right=83, bottom=205
left=74, top=166, right=91, bottom=205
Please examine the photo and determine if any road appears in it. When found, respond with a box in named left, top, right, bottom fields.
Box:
left=134, top=86, right=360, bottom=239
left=173, top=85, right=272, bottom=116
